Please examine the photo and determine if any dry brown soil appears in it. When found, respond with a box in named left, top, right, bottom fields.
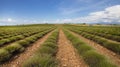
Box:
left=56, top=30, right=88, bottom=67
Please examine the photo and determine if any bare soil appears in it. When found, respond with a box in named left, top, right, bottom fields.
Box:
left=69, top=30, right=120, bottom=67
left=1, top=31, right=53, bottom=67
left=56, top=30, right=88, bottom=67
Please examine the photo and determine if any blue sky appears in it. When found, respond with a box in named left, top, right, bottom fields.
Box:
left=0, top=0, right=120, bottom=25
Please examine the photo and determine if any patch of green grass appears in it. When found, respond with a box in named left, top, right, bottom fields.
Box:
left=8, top=35, right=24, bottom=41
left=18, top=40, right=30, bottom=47
left=0, top=39, right=10, bottom=46
left=0, top=37, right=3, bottom=40
left=38, top=46, right=56, bottom=55
left=25, top=37, right=36, bottom=43
left=83, top=50, right=105, bottom=67
left=0, top=49, right=11, bottom=63
left=83, top=50, right=116, bottom=67
left=4, top=43, right=24, bottom=53
left=77, top=45, right=93, bottom=55
left=22, top=54, right=58, bottom=67
left=43, top=42, right=58, bottom=50
left=104, top=41, right=120, bottom=54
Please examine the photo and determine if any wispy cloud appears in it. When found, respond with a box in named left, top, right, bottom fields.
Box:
left=59, top=0, right=109, bottom=15
left=56, top=5, right=120, bottom=24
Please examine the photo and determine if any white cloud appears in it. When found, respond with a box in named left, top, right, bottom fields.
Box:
left=57, top=5, right=120, bottom=24
left=89, top=5, right=120, bottom=23
left=8, top=18, right=12, bottom=22
left=0, top=18, right=16, bottom=23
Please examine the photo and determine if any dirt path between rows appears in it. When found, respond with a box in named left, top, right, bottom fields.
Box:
left=69, top=30, right=120, bottom=67
left=1, top=31, right=53, bottom=67
left=56, top=30, right=88, bottom=67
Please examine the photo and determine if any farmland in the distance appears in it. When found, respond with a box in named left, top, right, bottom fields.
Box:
left=0, top=24, right=120, bottom=67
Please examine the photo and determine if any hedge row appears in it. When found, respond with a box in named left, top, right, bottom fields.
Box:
left=65, top=25, right=120, bottom=42
left=64, top=25, right=120, bottom=36
left=0, top=27, right=38, bottom=39
left=0, top=26, right=54, bottom=39
left=0, top=35, right=24, bottom=46
left=22, top=30, right=59, bottom=67
left=0, top=28, right=53, bottom=47
left=69, top=29, right=120, bottom=54
left=75, top=28, right=120, bottom=42
left=63, top=30, right=117, bottom=67
left=0, top=29, right=53, bottom=64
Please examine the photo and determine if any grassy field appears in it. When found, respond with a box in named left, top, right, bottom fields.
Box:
left=0, top=24, right=120, bottom=67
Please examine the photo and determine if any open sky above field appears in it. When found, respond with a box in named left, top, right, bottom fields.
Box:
left=0, top=0, right=120, bottom=25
